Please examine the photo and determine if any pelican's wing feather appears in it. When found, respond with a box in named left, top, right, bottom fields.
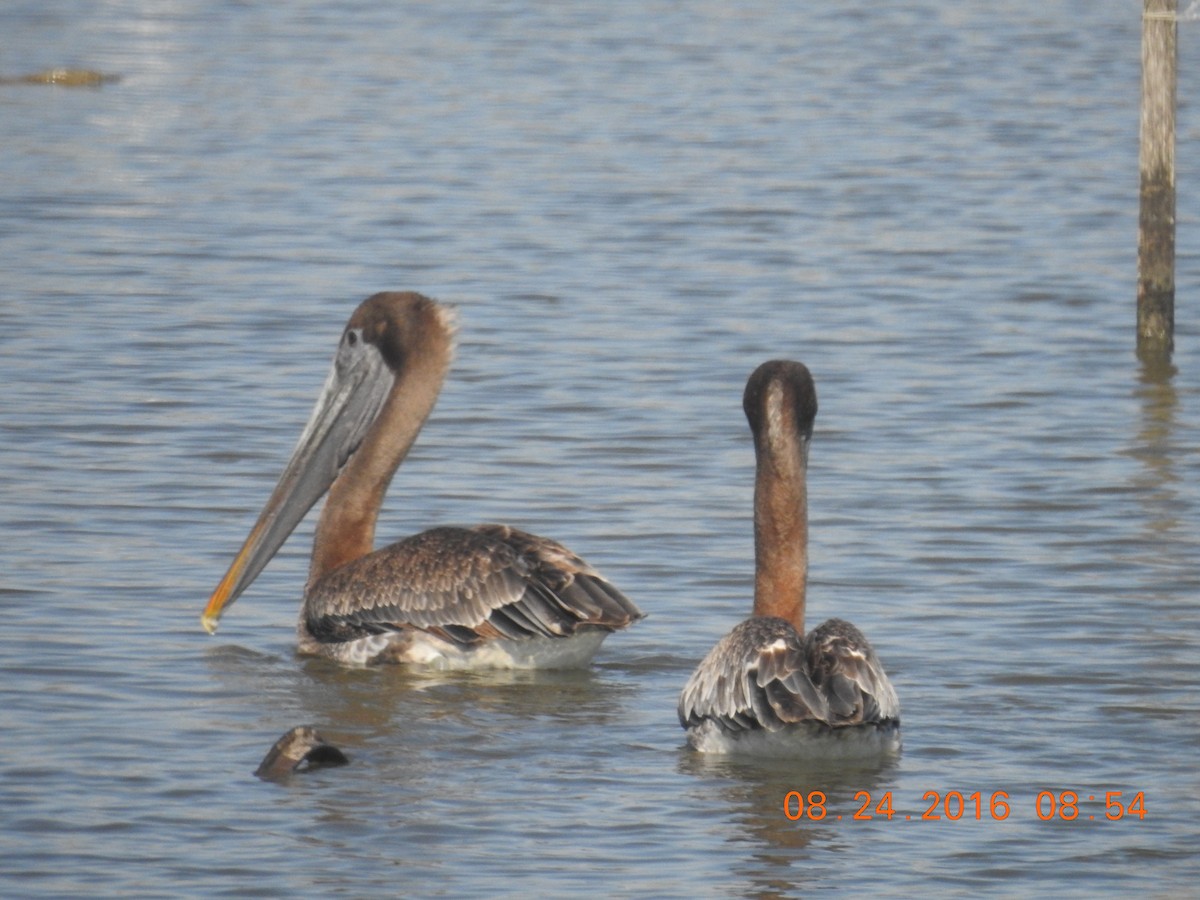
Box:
left=678, top=616, right=898, bottom=736
left=794, top=617, right=901, bottom=723
left=304, top=524, right=643, bottom=646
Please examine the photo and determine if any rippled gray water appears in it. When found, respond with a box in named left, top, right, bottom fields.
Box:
left=2, top=1, right=1199, bottom=896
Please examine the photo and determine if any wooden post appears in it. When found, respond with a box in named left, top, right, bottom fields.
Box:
left=1138, top=0, right=1177, bottom=357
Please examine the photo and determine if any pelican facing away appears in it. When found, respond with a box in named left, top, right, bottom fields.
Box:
left=202, top=292, right=643, bottom=667
left=678, top=361, right=899, bottom=756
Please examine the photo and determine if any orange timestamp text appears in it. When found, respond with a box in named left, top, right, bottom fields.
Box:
left=783, top=789, right=1147, bottom=822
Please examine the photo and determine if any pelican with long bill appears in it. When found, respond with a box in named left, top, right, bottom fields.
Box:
left=202, top=292, right=642, bottom=667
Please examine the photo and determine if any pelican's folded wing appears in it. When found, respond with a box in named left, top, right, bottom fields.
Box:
left=678, top=616, right=898, bottom=736
left=304, top=524, right=643, bottom=646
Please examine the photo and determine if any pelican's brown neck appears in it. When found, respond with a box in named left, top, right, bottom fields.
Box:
left=744, top=361, right=817, bottom=631
left=307, top=296, right=455, bottom=587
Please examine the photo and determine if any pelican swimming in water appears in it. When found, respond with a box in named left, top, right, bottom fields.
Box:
left=678, top=360, right=899, bottom=756
left=202, top=292, right=643, bottom=668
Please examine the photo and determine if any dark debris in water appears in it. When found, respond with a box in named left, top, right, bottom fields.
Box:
left=255, top=725, right=349, bottom=781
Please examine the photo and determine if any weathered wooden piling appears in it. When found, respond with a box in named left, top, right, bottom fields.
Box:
left=1138, top=0, right=1178, bottom=356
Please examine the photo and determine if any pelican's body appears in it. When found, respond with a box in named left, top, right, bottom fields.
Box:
left=202, top=292, right=642, bottom=668
left=678, top=361, right=899, bottom=756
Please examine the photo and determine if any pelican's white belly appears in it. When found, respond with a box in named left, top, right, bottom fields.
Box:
left=299, top=625, right=611, bottom=670
left=686, top=719, right=902, bottom=759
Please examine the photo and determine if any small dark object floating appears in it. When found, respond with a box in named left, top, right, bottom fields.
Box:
left=255, top=725, right=349, bottom=781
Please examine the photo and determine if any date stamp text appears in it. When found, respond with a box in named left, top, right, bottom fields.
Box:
left=782, top=790, right=1148, bottom=822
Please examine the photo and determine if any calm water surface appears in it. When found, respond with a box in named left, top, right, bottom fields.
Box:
left=2, top=1, right=1199, bottom=896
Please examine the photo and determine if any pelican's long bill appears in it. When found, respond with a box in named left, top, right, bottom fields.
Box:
left=201, top=333, right=394, bottom=633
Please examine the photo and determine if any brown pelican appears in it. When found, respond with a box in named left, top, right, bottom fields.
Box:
left=678, top=361, right=899, bottom=756
left=202, top=292, right=643, bottom=667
